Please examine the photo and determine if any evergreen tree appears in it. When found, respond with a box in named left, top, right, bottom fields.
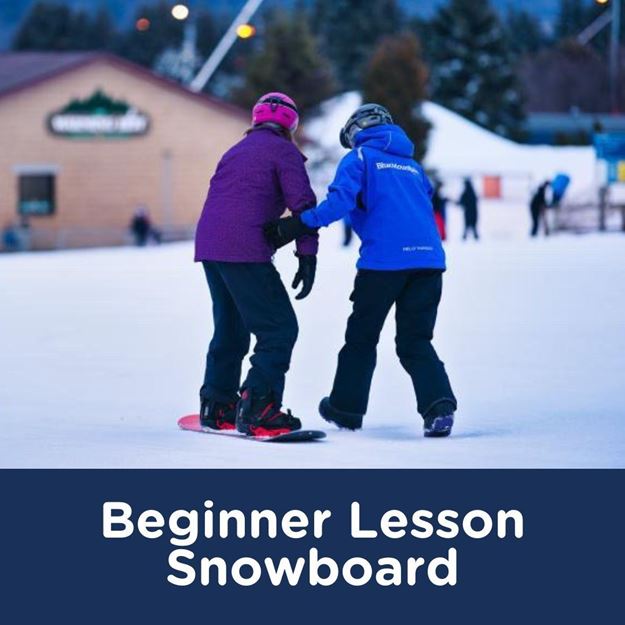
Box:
left=519, top=39, right=612, bottom=114
left=13, top=2, right=75, bottom=50
left=411, top=14, right=436, bottom=61
left=12, top=1, right=114, bottom=51
left=362, top=33, right=430, bottom=160
left=505, top=8, right=550, bottom=57
left=555, top=0, right=612, bottom=53
left=114, top=2, right=185, bottom=69
left=312, top=0, right=403, bottom=89
left=89, top=8, right=116, bottom=51
left=235, top=10, right=335, bottom=116
left=555, top=0, right=603, bottom=41
left=195, top=10, right=222, bottom=60
left=429, top=0, right=525, bottom=139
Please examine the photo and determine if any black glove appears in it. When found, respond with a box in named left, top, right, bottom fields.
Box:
left=292, top=254, right=316, bottom=300
left=263, top=215, right=317, bottom=251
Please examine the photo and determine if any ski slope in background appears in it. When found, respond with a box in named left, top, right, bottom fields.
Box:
left=2, top=208, right=624, bottom=468
left=306, top=92, right=597, bottom=196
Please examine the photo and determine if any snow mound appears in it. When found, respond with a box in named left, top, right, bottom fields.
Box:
left=306, top=92, right=362, bottom=156
left=424, top=101, right=595, bottom=192
left=304, top=92, right=596, bottom=195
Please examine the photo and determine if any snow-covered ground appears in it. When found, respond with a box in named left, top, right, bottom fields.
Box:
left=2, top=199, right=624, bottom=467
left=2, top=95, right=624, bottom=468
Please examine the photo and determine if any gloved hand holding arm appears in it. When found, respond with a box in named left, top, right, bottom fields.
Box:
left=264, top=149, right=365, bottom=249
left=267, top=142, right=319, bottom=253
left=263, top=215, right=317, bottom=250
left=298, top=149, right=365, bottom=228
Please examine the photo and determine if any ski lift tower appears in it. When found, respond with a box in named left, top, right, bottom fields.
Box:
left=188, top=0, right=266, bottom=93
left=584, top=0, right=622, bottom=112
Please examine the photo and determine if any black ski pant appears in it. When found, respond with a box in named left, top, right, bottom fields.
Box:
left=463, top=219, right=479, bottom=240
left=200, top=261, right=298, bottom=406
left=330, top=269, right=456, bottom=418
left=530, top=205, right=549, bottom=237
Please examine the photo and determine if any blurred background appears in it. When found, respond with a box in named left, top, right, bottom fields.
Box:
left=1, top=1, right=625, bottom=468
left=1, top=0, right=624, bottom=250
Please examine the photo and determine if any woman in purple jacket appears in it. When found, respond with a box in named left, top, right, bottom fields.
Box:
left=194, top=93, right=318, bottom=438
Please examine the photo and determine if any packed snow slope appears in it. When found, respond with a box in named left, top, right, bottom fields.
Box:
left=305, top=92, right=596, bottom=194
left=2, top=205, right=624, bottom=467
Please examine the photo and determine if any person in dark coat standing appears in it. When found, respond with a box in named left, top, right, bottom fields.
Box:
left=459, top=178, right=479, bottom=240
left=194, top=92, right=318, bottom=438
left=342, top=215, right=354, bottom=247
left=130, top=206, right=151, bottom=246
left=530, top=181, right=551, bottom=237
left=431, top=181, right=448, bottom=241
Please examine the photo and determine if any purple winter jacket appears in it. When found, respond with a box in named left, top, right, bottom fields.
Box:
left=194, top=126, right=318, bottom=262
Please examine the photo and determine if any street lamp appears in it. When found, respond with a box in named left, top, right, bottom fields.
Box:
left=171, top=4, right=190, bottom=21
left=587, top=0, right=622, bottom=112
left=236, top=24, right=256, bottom=39
left=605, top=0, right=622, bottom=112
left=189, top=0, right=266, bottom=92
left=135, top=17, right=150, bottom=31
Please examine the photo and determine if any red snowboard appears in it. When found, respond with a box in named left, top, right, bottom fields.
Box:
left=177, top=414, right=326, bottom=443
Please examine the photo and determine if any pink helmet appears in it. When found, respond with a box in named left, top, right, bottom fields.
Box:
left=252, top=92, right=299, bottom=132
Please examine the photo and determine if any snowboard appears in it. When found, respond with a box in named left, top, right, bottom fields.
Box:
left=177, top=414, right=326, bottom=443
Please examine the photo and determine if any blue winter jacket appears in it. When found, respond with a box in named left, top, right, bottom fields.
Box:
left=301, top=124, right=445, bottom=271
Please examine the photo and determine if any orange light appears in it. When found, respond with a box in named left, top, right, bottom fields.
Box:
left=595, top=0, right=610, bottom=4
left=236, top=23, right=256, bottom=39
left=136, top=17, right=150, bottom=31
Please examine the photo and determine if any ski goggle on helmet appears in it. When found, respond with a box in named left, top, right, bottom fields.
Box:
left=340, top=103, right=394, bottom=148
left=252, top=92, right=300, bottom=133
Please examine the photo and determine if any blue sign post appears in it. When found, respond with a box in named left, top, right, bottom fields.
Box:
left=594, top=133, right=625, bottom=183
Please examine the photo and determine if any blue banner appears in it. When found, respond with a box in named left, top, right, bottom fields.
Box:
left=594, top=133, right=625, bottom=161
left=1, top=469, right=623, bottom=624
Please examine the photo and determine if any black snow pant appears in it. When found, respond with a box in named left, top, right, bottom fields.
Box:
left=329, top=269, right=456, bottom=418
left=200, top=261, right=298, bottom=406
left=530, top=205, right=549, bottom=237
left=463, top=217, right=479, bottom=240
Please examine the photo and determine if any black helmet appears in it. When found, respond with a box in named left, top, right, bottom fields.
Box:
left=340, top=103, right=394, bottom=149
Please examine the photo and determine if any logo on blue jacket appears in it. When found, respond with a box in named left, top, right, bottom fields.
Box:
left=302, top=124, right=446, bottom=271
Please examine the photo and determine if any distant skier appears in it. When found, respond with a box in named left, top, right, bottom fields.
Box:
left=2, top=222, right=21, bottom=252
left=459, top=178, right=479, bottom=240
left=130, top=206, right=151, bottom=246
left=264, top=104, right=457, bottom=437
left=431, top=181, right=448, bottom=241
left=342, top=215, right=354, bottom=247
left=530, top=181, right=551, bottom=237
left=194, top=92, right=318, bottom=437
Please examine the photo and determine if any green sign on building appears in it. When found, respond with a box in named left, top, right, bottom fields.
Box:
left=48, top=89, right=150, bottom=139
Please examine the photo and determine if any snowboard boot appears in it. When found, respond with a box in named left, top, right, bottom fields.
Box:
left=319, top=397, right=363, bottom=431
left=423, top=401, right=456, bottom=438
left=200, top=397, right=237, bottom=431
left=236, top=389, right=301, bottom=438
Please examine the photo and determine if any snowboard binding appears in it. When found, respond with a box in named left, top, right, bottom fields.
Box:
left=236, top=389, right=302, bottom=438
left=200, top=398, right=238, bottom=431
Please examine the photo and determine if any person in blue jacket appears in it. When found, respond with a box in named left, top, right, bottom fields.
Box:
left=264, top=104, right=457, bottom=437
